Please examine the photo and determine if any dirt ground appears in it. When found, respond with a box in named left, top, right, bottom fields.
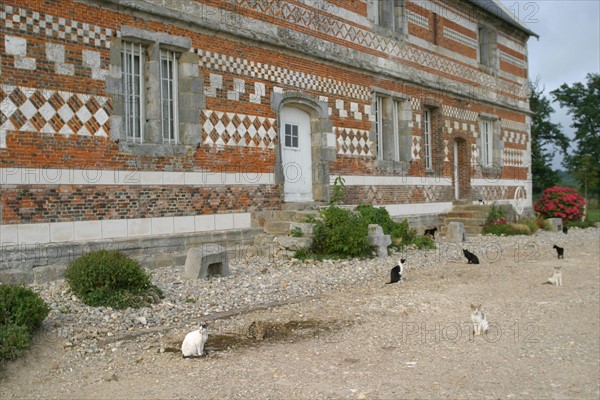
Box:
left=2, top=231, right=599, bottom=399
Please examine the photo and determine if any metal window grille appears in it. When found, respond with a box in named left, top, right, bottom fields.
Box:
left=424, top=109, right=432, bottom=170
left=160, top=50, right=179, bottom=144
left=122, top=42, right=144, bottom=143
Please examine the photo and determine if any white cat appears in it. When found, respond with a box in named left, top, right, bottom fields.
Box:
left=470, top=304, right=489, bottom=336
left=181, top=322, right=209, bottom=358
left=545, top=266, right=563, bottom=286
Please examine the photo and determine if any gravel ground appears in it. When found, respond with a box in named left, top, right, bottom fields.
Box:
left=1, top=227, right=599, bottom=399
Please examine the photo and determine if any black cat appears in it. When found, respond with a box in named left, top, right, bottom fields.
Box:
left=463, top=249, right=480, bottom=264
left=478, top=199, right=486, bottom=205
left=562, top=226, right=569, bottom=234
left=386, top=259, right=405, bottom=284
left=553, top=245, right=564, bottom=259
left=424, top=227, right=438, bottom=238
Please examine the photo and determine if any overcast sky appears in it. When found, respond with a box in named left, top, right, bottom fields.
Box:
left=500, top=0, right=600, bottom=169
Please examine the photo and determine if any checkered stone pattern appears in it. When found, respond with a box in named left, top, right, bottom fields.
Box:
left=410, top=98, right=421, bottom=111
left=442, top=105, right=478, bottom=122
left=0, top=84, right=111, bottom=138
left=443, top=27, right=478, bottom=49
left=335, top=127, right=372, bottom=157
left=1, top=4, right=113, bottom=49
left=503, top=148, right=526, bottom=167
left=407, top=10, right=429, bottom=29
left=411, top=136, right=422, bottom=160
left=502, top=130, right=527, bottom=145
left=196, top=49, right=370, bottom=102
left=501, top=119, right=529, bottom=131
left=201, top=110, right=277, bottom=148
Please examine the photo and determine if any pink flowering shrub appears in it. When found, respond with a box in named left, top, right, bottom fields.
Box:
left=534, top=186, right=586, bottom=222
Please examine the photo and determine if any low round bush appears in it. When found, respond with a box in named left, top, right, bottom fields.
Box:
left=0, top=324, right=31, bottom=361
left=0, top=285, right=49, bottom=363
left=65, top=249, right=163, bottom=309
left=534, top=186, right=586, bottom=222
left=0, top=285, right=50, bottom=331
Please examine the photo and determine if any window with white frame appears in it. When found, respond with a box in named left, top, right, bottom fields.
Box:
left=374, top=94, right=410, bottom=163
left=480, top=119, right=494, bottom=166
left=423, top=108, right=432, bottom=170
left=160, top=49, right=179, bottom=144
left=375, top=96, right=384, bottom=160
left=122, top=42, right=144, bottom=143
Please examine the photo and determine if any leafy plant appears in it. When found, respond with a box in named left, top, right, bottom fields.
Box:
left=309, top=205, right=371, bottom=259
left=485, top=204, right=506, bottom=225
left=0, top=324, right=31, bottom=361
left=356, top=205, right=435, bottom=250
left=65, top=249, right=163, bottom=309
left=290, top=226, right=304, bottom=237
left=0, top=285, right=50, bottom=332
left=534, top=186, right=586, bottom=222
left=0, top=285, right=49, bottom=363
left=330, top=176, right=347, bottom=205
left=482, top=223, right=532, bottom=236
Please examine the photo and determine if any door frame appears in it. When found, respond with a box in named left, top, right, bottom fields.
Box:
left=271, top=92, right=336, bottom=203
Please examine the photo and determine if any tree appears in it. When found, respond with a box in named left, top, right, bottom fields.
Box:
left=529, top=81, right=568, bottom=195
left=551, top=73, right=600, bottom=199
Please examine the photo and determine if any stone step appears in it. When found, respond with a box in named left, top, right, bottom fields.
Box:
left=263, top=221, right=315, bottom=235
left=283, top=202, right=321, bottom=211
left=443, top=210, right=488, bottom=219
left=452, top=205, right=492, bottom=212
left=442, top=217, right=486, bottom=226
left=440, top=225, right=483, bottom=236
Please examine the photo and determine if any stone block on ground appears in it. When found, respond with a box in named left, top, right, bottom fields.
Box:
left=446, top=222, right=466, bottom=242
left=367, top=224, right=391, bottom=258
left=184, top=244, right=229, bottom=279
left=546, top=218, right=563, bottom=232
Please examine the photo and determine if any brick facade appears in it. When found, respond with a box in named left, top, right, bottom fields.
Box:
left=1, top=0, right=535, bottom=256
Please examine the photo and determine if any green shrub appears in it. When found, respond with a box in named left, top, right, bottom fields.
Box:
left=65, top=249, right=163, bottom=309
left=520, top=218, right=539, bottom=234
left=0, top=324, right=31, bottom=361
left=0, top=285, right=49, bottom=363
left=0, top=285, right=50, bottom=331
left=309, top=206, right=371, bottom=259
left=485, top=204, right=507, bottom=225
left=356, top=205, right=435, bottom=250
left=290, top=226, right=304, bottom=237
left=482, top=222, right=532, bottom=236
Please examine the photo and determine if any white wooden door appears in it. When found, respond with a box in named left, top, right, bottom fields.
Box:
left=280, top=107, right=313, bottom=202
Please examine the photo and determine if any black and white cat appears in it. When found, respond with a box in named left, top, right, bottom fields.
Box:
left=470, top=304, right=489, bottom=335
left=181, top=322, right=209, bottom=358
left=386, top=259, right=406, bottom=284
left=553, top=245, right=564, bottom=259
left=424, top=227, right=438, bottom=238
left=463, top=249, right=480, bottom=264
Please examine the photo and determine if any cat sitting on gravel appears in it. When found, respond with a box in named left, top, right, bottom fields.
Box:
left=463, top=249, right=480, bottom=264
left=553, top=245, right=564, bottom=259
left=470, top=304, right=489, bottom=335
left=181, top=322, right=208, bottom=358
left=544, top=266, right=563, bottom=286
left=386, top=259, right=406, bottom=284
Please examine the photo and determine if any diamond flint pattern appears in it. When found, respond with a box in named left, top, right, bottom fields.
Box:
left=0, top=84, right=111, bottom=137
left=201, top=110, right=276, bottom=149
left=335, top=127, right=372, bottom=157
